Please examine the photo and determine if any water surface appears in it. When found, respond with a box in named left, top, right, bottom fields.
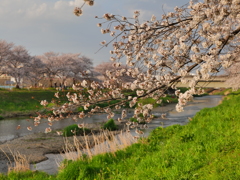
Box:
left=0, top=95, right=223, bottom=174
left=32, top=95, right=223, bottom=174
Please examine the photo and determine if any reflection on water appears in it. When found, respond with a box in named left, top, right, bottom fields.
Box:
left=0, top=114, right=109, bottom=143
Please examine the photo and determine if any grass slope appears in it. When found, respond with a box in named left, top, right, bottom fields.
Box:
left=0, top=88, right=65, bottom=117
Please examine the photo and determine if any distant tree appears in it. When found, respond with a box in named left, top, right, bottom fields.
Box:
left=39, top=52, right=94, bottom=87
left=24, top=56, right=45, bottom=88
left=94, top=62, right=114, bottom=80
left=71, top=55, right=94, bottom=84
left=38, top=52, right=62, bottom=88
left=56, top=53, right=79, bottom=87
left=4, top=45, right=31, bottom=88
left=0, top=40, right=14, bottom=75
left=94, top=61, right=134, bottom=83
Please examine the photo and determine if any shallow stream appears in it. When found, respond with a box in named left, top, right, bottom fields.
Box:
left=0, top=95, right=223, bottom=174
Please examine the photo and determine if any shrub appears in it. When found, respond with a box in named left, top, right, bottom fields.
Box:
left=102, top=119, right=118, bottom=131
left=63, top=124, right=90, bottom=137
left=129, top=117, right=138, bottom=122
left=0, top=116, right=4, bottom=120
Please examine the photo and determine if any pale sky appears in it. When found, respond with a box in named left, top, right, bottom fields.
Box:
left=0, top=0, right=190, bottom=66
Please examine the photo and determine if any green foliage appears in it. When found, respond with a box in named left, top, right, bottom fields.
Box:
left=96, top=100, right=120, bottom=109
left=63, top=124, right=90, bottom=137
left=4, top=170, right=55, bottom=180
left=129, top=117, right=138, bottom=122
left=129, top=115, right=146, bottom=124
left=0, top=174, right=7, bottom=180
left=137, top=95, right=178, bottom=107
left=178, top=87, right=189, bottom=93
left=102, top=119, right=118, bottom=131
left=0, top=115, right=4, bottom=120
left=122, top=89, right=137, bottom=96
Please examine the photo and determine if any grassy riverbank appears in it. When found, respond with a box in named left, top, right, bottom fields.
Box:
left=0, top=90, right=240, bottom=179
left=0, top=88, right=57, bottom=117
left=0, top=88, right=180, bottom=118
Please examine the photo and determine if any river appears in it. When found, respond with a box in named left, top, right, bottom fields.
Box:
left=0, top=95, right=223, bottom=174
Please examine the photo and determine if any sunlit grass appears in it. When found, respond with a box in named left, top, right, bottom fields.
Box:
left=0, top=88, right=70, bottom=117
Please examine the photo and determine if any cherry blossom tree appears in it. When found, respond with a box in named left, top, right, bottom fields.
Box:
left=73, top=0, right=94, bottom=16
left=4, top=45, right=31, bottom=88
left=0, top=40, right=14, bottom=75
left=90, top=0, right=240, bottom=114
left=94, top=62, right=117, bottom=80
left=38, top=52, right=94, bottom=88
left=24, top=56, right=46, bottom=88
left=56, top=53, right=79, bottom=87
left=30, top=0, right=240, bottom=134
left=94, top=61, right=135, bottom=83
left=38, top=52, right=62, bottom=88
left=70, top=55, right=94, bottom=84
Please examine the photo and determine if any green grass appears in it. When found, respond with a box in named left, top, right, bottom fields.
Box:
left=102, top=118, right=118, bottom=131
left=0, top=88, right=187, bottom=117
left=137, top=95, right=178, bottom=108
left=212, top=88, right=232, bottom=95
left=63, top=124, right=91, bottom=137
left=0, top=88, right=69, bottom=117
left=3, top=170, right=55, bottom=180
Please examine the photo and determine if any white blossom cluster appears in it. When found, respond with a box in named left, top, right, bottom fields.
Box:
left=94, top=0, right=240, bottom=114
left=32, top=0, right=240, bottom=134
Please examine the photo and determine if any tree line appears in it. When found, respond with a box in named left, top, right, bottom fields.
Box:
left=0, top=40, right=121, bottom=88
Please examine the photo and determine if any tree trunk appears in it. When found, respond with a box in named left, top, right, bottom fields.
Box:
left=73, top=78, right=76, bottom=85
left=50, top=78, right=53, bottom=88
